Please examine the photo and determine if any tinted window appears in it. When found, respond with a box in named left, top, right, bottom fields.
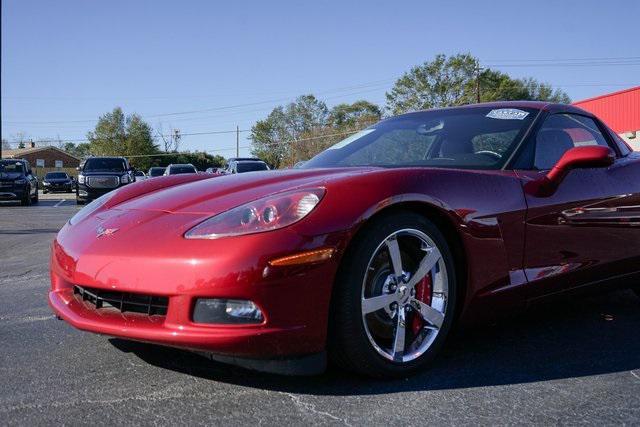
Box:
left=0, top=162, right=24, bottom=174
left=303, top=107, right=537, bottom=170
left=45, top=172, right=68, bottom=179
left=169, top=166, right=196, bottom=174
left=533, top=114, right=610, bottom=170
left=83, top=158, right=127, bottom=172
left=148, top=167, right=165, bottom=177
left=237, top=162, right=268, bottom=172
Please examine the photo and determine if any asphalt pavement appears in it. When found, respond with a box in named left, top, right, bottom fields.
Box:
left=1, top=193, right=639, bottom=425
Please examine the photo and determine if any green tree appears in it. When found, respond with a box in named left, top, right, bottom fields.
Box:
left=328, top=100, right=382, bottom=128
left=62, top=142, right=91, bottom=159
left=250, top=95, right=328, bottom=169
left=251, top=97, right=384, bottom=168
left=87, top=107, right=159, bottom=170
left=385, top=53, right=571, bottom=115
left=147, top=152, right=225, bottom=171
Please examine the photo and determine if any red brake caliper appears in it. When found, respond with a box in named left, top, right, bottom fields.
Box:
left=411, top=272, right=432, bottom=335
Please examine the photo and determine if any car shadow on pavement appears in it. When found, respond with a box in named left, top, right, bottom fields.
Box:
left=109, top=289, right=640, bottom=395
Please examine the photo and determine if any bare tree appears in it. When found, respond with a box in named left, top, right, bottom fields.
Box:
left=1, top=139, right=11, bottom=151
left=11, top=131, right=30, bottom=149
left=156, top=123, right=181, bottom=152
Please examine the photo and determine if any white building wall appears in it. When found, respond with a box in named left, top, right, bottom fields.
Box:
left=620, top=130, right=640, bottom=151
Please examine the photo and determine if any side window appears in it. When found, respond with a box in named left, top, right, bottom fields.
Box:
left=533, top=114, right=610, bottom=170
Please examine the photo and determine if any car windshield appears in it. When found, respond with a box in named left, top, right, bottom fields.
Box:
left=0, top=162, right=25, bottom=174
left=148, top=167, right=165, bottom=177
left=302, top=106, right=538, bottom=170
left=45, top=172, right=68, bottom=179
left=237, top=162, right=268, bottom=172
left=83, top=158, right=127, bottom=172
left=170, top=165, right=196, bottom=174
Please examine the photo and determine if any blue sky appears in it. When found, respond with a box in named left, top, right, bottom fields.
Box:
left=2, top=0, right=639, bottom=157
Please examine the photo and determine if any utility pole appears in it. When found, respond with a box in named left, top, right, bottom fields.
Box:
left=236, top=126, right=240, bottom=157
left=475, top=62, right=482, bottom=103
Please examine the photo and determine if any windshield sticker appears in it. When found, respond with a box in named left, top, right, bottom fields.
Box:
left=327, top=129, right=376, bottom=150
left=486, top=109, right=529, bottom=120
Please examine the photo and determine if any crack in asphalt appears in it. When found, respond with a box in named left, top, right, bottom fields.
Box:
left=0, top=269, right=34, bottom=280
left=632, top=370, right=640, bottom=381
left=0, top=315, right=56, bottom=325
left=284, top=392, right=352, bottom=426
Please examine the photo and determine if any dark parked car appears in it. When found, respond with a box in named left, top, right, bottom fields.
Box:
left=163, top=164, right=197, bottom=175
left=42, top=172, right=74, bottom=193
left=225, top=159, right=269, bottom=174
left=133, top=170, right=148, bottom=181
left=0, top=159, right=38, bottom=205
left=76, top=157, right=134, bottom=205
left=148, top=167, right=165, bottom=178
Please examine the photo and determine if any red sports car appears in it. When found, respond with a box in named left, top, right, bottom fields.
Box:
left=49, top=102, right=640, bottom=378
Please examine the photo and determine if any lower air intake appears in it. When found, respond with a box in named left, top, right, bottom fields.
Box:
left=73, top=285, right=168, bottom=316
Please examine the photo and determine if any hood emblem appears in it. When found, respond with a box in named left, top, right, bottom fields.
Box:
left=96, top=226, right=119, bottom=238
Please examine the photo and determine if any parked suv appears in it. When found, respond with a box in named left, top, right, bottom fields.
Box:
left=43, top=172, right=74, bottom=193
left=76, top=157, right=134, bottom=205
left=163, top=164, right=197, bottom=175
left=0, top=159, right=39, bottom=205
left=225, top=159, right=269, bottom=174
left=148, top=167, right=165, bottom=178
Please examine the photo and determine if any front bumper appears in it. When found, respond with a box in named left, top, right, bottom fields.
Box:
left=48, top=212, right=347, bottom=362
left=0, top=186, right=26, bottom=200
left=44, top=183, right=73, bottom=192
left=76, top=184, right=118, bottom=201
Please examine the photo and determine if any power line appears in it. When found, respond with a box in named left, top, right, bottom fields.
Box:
left=1, top=81, right=393, bottom=124
left=4, top=129, right=250, bottom=144
left=482, top=55, right=640, bottom=62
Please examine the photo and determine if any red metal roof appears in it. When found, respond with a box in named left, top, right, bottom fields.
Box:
left=573, top=86, right=640, bottom=133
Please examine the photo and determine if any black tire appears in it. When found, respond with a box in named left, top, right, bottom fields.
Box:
left=20, top=187, right=32, bottom=206
left=632, top=286, right=640, bottom=299
left=76, top=199, right=85, bottom=205
left=32, top=188, right=38, bottom=204
left=328, top=211, right=457, bottom=378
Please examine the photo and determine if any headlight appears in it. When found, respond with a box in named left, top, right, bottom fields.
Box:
left=43, top=181, right=50, bottom=186
left=120, top=174, right=131, bottom=184
left=78, top=174, right=85, bottom=184
left=184, top=188, right=325, bottom=240
left=15, top=179, right=26, bottom=184
left=68, top=191, right=115, bottom=225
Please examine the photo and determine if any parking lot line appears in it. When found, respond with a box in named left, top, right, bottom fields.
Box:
left=54, top=199, right=65, bottom=207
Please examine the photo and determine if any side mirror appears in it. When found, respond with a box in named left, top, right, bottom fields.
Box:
left=527, top=146, right=614, bottom=196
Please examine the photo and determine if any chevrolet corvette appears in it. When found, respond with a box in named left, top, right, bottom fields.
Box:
left=49, top=101, right=640, bottom=378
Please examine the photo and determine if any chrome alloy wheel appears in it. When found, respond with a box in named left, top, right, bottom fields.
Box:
left=361, top=228, right=448, bottom=363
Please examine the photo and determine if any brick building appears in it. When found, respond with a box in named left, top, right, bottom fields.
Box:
left=1, top=144, right=81, bottom=169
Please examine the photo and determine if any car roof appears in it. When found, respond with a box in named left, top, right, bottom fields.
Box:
left=394, top=101, right=594, bottom=119
left=85, top=156, right=126, bottom=160
left=233, top=159, right=266, bottom=164
left=169, top=164, right=195, bottom=167
left=228, top=157, right=261, bottom=162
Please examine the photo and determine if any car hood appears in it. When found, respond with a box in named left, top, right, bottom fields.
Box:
left=0, top=172, right=23, bottom=180
left=113, top=167, right=377, bottom=215
left=81, top=171, right=126, bottom=176
left=45, top=178, right=71, bottom=183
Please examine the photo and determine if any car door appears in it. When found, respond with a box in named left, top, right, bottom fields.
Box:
left=25, top=162, right=37, bottom=195
left=515, top=111, right=640, bottom=299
